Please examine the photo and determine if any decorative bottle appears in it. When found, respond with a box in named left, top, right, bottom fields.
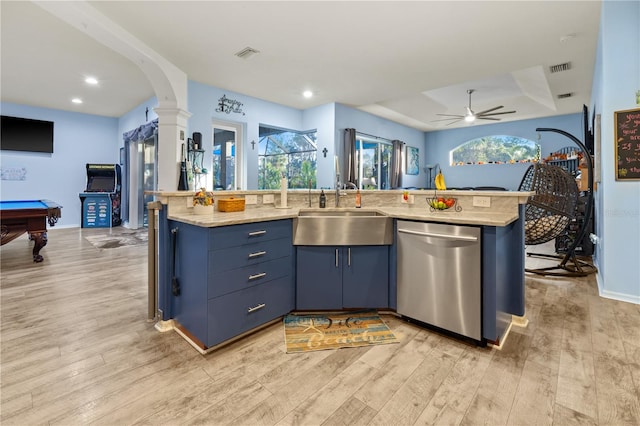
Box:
left=355, top=189, right=362, bottom=208
left=319, top=190, right=326, bottom=208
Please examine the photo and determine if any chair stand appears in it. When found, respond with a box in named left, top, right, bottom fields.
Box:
left=525, top=251, right=597, bottom=277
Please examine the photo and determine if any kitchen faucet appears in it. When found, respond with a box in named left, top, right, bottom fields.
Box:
left=335, top=173, right=345, bottom=207
left=335, top=173, right=354, bottom=207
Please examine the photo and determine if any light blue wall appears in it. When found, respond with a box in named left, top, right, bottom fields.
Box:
left=424, top=114, right=583, bottom=190
left=303, top=103, right=336, bottom=189
left=0, top=102, right=118, bottom=227
left=186, top=82, right=427, bottom=190
left=118, top=96, right=158, bottom=145
left=335, top=103, right=426, bottom=188
left=591, top=0, right=640, bottom=303
left=188, top=80, right=303, bottom=190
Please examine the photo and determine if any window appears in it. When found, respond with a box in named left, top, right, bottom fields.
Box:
left=356, top=134, right=392, bottom=189
left=451, top=135, right=540, bottom=166
left=258, top=125, right=317, bottom=189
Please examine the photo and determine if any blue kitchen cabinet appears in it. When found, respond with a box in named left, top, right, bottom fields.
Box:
left=170, top=219, right=294, bottom=349
left=342, top=246, right=389, bottom=308
left=296, top=246, right=343, bottom=309
left=296, top=246, right=389, bottom=310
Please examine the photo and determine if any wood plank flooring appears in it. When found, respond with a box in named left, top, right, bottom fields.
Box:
left=1, top=227, right=639, bottom=425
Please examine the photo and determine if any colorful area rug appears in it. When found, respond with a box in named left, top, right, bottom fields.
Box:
left=283, top=311, right=398, bottom=353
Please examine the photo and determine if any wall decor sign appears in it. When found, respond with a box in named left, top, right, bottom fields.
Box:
left=0, top=167, right=27, bottom=181
left=614, top=107, right=640, bottom=180
left=406, top=146, right=419, bottom=175
left=215, top=94, right=245, bottom=116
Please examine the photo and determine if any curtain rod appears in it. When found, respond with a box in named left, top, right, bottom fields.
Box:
left=355, top=131, right=393, bottom=143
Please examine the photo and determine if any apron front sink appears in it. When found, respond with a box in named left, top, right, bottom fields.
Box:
left=293, top=209, right=393, bottom=245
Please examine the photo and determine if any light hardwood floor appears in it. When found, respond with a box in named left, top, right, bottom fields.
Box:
left=1, top=227, right=639, bottom=425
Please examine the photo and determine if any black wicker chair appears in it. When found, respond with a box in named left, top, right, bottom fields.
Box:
left=518, top=163, right=596, bottom=276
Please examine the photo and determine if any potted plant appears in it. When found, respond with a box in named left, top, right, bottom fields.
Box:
left=193, top=188, right=214, bottom=214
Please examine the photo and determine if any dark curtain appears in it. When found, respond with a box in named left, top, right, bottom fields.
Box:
left=123, top=119, right=158, bottom=144
left=342, top=128, right=357, bottom=187
left=390, top=139, right=404, bottom=189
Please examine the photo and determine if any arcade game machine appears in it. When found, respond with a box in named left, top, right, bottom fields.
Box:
left=79, top=164, right=122, bottom=228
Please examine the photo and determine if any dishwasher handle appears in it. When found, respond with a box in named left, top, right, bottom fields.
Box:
left=398, top=228, right=478, bottom=242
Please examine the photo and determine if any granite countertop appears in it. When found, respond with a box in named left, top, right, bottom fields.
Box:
left=167, top=205, right=520, bottom=228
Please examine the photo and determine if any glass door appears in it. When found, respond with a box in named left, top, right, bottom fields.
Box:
left=355, top=137, right=392, bottom=189
left=212, top=125, right=238, bottom=190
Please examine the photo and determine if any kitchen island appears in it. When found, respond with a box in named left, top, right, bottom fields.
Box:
left=152, top=189, right=531, bottom=352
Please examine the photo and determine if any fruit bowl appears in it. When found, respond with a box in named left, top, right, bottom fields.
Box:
left=426, top=196, right=461, bottom=212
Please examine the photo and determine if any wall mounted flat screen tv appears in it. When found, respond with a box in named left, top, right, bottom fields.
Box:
left=1, top=115, right=54, bottom=153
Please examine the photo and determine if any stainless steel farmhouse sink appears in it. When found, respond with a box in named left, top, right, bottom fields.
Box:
left=297, top=210, right=386, bottom=217
left=293, top=209, right=393, bottom=245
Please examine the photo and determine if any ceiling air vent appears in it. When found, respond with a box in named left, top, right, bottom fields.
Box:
left=549, top=62, right=572, bottom=73
left=557, top=92, right=574, bottom=99
left=235, top=47, right=260, bottom=59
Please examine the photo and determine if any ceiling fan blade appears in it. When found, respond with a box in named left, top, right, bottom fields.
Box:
left=474, top=106, right=504, bottom=116
left=431, top=117, right=464, bottom=122
left=446, top=119, right=463, bottom=126
left=436, top=113, right=465, bottom=118
left=477, top=110, right=516, bottom=117
left=477, top=117, right=501, bottom=121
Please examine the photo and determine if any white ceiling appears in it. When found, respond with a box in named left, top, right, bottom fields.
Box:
left=0, top=1, right=601, bottom=131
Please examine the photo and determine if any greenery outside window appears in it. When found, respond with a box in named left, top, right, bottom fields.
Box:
left=258, top=125, right=317, bottom=189
left=356, top=134, right=392, bottom=189
left=451, top=135, right=541, bottom=166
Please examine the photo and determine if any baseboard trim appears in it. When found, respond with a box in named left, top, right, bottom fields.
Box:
left=599, top=288, right=640, bottom=305
left=154, top=319, right=175, bottom=332
left=488, top=320, right=513, bottom=351
left=173, top=318, right=284, bottom=355
left=511, top=312, right=529, bottom=328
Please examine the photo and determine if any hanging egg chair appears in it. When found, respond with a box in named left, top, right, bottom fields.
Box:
left=519, top=163, right=578, bottom=246
left=518, top=162, right=596, bottom=276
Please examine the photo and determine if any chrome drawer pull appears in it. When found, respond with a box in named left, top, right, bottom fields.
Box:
left=248, top=272, right=267, bottom=280
left=248, top=251, right=267, bottom=258
left=248, top=230, right=267, bottom=236
left=247, top=303, right=266, bottom=313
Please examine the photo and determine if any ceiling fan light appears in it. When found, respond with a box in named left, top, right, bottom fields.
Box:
left=464, top=114, right=476, bottom=123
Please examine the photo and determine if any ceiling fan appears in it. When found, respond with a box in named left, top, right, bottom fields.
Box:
left=433, top=89, right=516, bottom=126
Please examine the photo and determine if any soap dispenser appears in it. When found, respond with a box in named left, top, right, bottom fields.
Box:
left=319, top=190, right=326, bottom=208
left=355, top=189, right=362, bottom=208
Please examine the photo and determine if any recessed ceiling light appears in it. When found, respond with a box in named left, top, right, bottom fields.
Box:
left=85, top=77, right=98, bottom=85
left=303, top=90, right=313, bottom=98
left=72, top=98, right=83, bottom=104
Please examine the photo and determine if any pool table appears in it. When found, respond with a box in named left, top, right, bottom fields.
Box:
left=0, top=200, right=62, bottom=262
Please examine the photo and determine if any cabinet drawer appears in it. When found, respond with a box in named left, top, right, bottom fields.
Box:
left=207, top=276, right=294, bottom=347
left=208, top=256, right=292, bottom=299
left=208, top=220, right=292, bottom=251
left=209, top=237, right=292, bottom=273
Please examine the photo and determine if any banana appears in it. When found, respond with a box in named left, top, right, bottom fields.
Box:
left=435, top=172, right=447, bottom=190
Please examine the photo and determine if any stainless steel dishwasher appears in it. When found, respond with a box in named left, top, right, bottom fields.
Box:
left=397, top=220, right=482, bottom=341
